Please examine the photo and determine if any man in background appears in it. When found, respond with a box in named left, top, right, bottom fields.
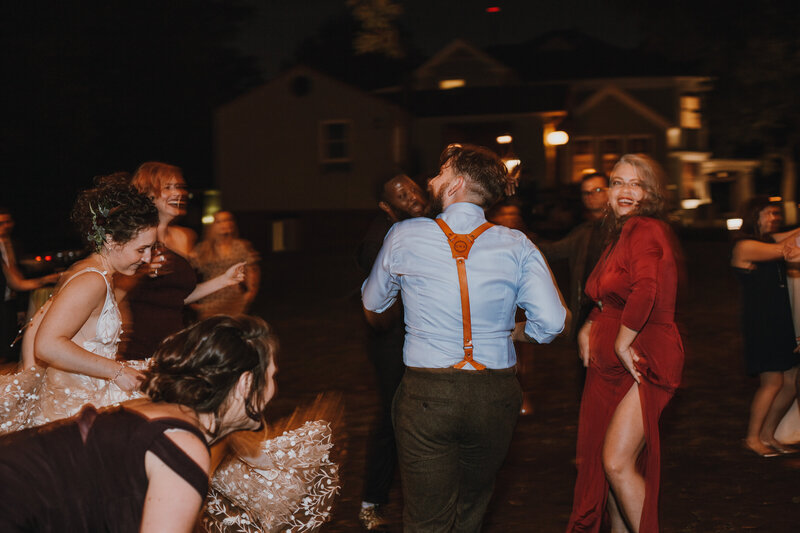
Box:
left=538, top=172, right=608, bottom=339
left=357, top=175, right=427, bottom=530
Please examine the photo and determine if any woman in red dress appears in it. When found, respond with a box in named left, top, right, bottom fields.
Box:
left=567, top=154, right=684, bottom=533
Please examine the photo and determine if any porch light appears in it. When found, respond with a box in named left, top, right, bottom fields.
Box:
left=667, top=128, right=681, bottom=148
left=681, top=199, right=703, bottom=210
left=726, top=218, right=743, bottom=231
left=545, top=131, right=569, bottom=146
left=496, top=135, right=513, bottom=144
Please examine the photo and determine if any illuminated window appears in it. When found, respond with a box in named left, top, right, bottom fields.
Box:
left=680, top=96, right=701, bottom=129
left=571, top=138, right=594, bottom=182
left=319, top=120, right=352, bottom=163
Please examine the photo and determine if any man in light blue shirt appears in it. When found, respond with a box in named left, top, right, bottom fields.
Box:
left=362, top=144, right=566, bottom=532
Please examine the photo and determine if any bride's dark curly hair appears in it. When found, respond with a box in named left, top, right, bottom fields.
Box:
left=141, top=315, right=277, bottom=435
left=71, top=173, right=159, bottom=251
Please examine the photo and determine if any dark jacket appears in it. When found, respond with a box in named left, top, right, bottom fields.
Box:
left=538, top=219, right=602, bottom=337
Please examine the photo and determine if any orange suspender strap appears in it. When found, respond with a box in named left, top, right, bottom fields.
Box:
left=434, top=218, right=494, bottom=370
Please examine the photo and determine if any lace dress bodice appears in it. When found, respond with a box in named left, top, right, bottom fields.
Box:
left=76, top=267, right=123, bottom=357
left=0, top=268, right=145, bottom=431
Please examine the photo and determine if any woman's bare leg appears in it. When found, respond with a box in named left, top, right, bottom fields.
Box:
left=761, top=366, right=798, bottom=447
left=603, top=384, right=646, bottom=533
left=607, top=490, right=630, bottom=533
left=745, top=371, right=783, bottom=455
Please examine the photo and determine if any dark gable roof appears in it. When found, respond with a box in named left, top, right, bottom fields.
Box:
left=486, top=30, right=699, bottom=81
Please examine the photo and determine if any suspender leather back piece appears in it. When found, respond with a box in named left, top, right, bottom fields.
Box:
left=435, top=218, right=494, bottom=370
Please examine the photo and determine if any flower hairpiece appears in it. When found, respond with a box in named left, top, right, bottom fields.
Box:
left=87, top=203, right=110, bottom=252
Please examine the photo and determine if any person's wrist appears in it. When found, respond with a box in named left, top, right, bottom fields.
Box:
left=111, top=362, right=126, bottom=383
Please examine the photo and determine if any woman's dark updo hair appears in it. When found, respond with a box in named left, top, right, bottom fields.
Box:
left=71, top=173, right=159, bottom=251
left=140, top=315, right=277, bottom=431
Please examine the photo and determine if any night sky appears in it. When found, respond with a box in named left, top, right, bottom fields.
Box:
left=237, top=0, right=643, bottom=79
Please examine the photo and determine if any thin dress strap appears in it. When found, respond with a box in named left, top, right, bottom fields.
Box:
left=56, top=267, right=115, bottom=316
left=60, top=267, right=111, bottom=289
left=14, top=267, right=116, bottom=350
left=62, top=267, right=121, bottom=350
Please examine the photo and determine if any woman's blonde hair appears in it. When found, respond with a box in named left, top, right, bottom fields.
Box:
left=610, top=154, right=667, bottom=218
left=606, top=154, right=669, bottom=240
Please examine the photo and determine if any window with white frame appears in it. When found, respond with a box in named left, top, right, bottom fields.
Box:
left=319, top=120, right=352, bottom=163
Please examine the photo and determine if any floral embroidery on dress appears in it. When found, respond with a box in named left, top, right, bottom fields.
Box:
left=0, top=267, right=341, bottom=532
left=0, top=268, right=140, bottom=432
left=203, top=420, right=340, bottom=532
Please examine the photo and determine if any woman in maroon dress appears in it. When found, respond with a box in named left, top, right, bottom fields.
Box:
left=117, top=162, right=245, bottom=360
left=567, top=154, right=684, bottom=532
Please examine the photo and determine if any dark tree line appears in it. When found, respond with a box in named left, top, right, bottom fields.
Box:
left=0, top=0, right=260, bottom=249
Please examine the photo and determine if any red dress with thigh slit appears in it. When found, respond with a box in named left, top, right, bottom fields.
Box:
left=566, top=216, right=684, bottom=533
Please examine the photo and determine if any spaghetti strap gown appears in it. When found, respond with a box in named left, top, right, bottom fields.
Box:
left=566, top=217, right=684, bottom=533
left=0, top=268, right=339, bottom=532
left=118, top=247, right=197, bottom=360
left=0, top=268, right=147, bottom=431
left=0, top=404, right=209, bottom=532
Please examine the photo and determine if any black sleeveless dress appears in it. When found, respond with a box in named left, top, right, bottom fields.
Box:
left=733, top=257, right=800, bottom=375
left=0, top=405, right=209, bottom=532
left=118, top=247, right=197, bottom=360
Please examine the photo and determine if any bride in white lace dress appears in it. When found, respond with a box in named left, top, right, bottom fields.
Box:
left=0, top=176, right=158, bottom=430
left=0, top=177, right=339, bottom=532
